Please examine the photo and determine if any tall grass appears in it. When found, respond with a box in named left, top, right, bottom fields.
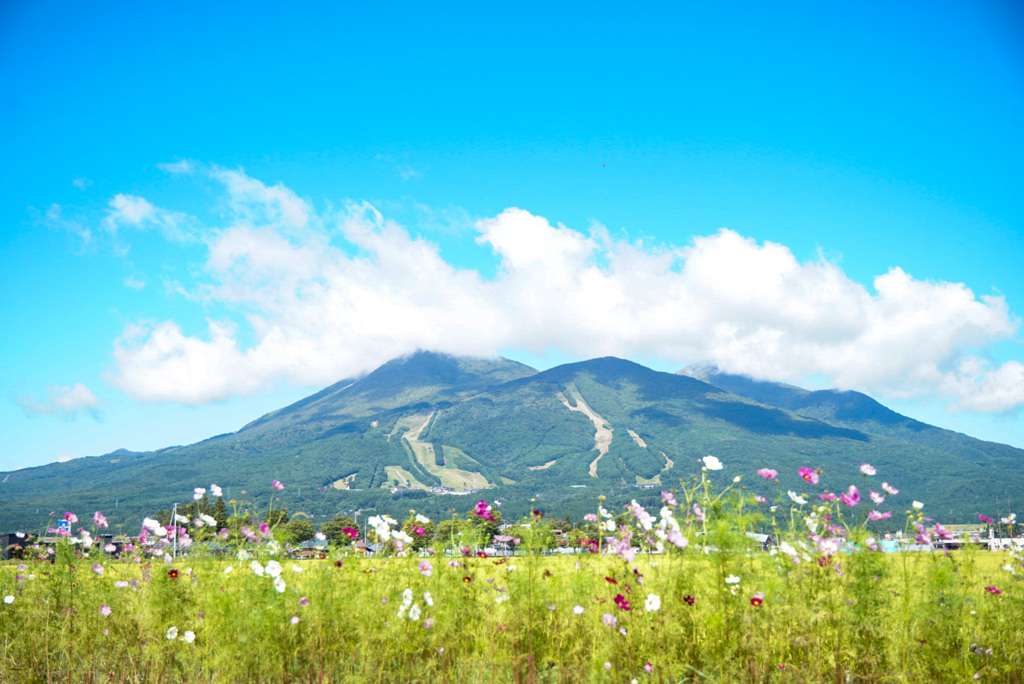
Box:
left=2, top=462, right=1021, bottom=683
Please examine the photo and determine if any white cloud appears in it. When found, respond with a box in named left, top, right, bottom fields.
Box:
left=101, top=194, right=198, bottom=245
left=72, top=177, right=92, bottom=190
left=124, top=275, right=146, bottom=290
left=157, top=160, right=195, bottom=175
left=104, top=170, right=1024, bottom=414
left=18, top=383, right=102, bottom=418
left=57, top=451, right=76, bottom=463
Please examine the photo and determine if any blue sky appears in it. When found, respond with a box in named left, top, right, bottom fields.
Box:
left=2, top=1, right=1023, bottom=472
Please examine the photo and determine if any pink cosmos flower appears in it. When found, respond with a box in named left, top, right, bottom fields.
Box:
left=979, top=514, right=994, bottom=524
left=272, top=480, right=284, bottom=491
left=92, top=563, right=104, bottom=575
left=881, top=482, right=899, bottom=495
left=840, top=485, right=860, bottom=507
left=602, top=613, right=617, bottom=627
left=474, top=500, right=496, bottom=521
left=419, top=560, right=433, bottom=577
left=65, top=512, right=78, bottom=523
left=583, top=513, right=598, bottom=523
left=100, top=605, right=111, bottom=617
left=290, top=616, right=300, bottom=625
left=757, top=468, right=778, bottom=480
left=413, top=526, right=425, bottom=536
left=819, top=492, right=838, bottom=501
left=299, top=596, right=308, bottom=606
left=661, top=491, right=678, bottom=506
left=865, top=537, right=879, bottom=551
left=259, top=522, right=271, bottom=536
left=666, top=529, right=688, bottom=549
left=754, top=495, right=768, bottom=503
left=859, top=463, right=876, bottom=476
left=868, top=510, right=892, bottom=521
left=93, top=511, right=108, bottom=528
left=869, top=490, right=885, bottom=505
left=692, top=503, right=705, bottom=522
left=645, top=663, right=653, bottom=673
left=798, top=467, right=819, bottom=485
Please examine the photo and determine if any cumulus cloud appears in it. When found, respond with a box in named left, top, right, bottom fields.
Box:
left=103, top=169, right=1023, bottom=414
left=18, top=383, right=102, bottom=418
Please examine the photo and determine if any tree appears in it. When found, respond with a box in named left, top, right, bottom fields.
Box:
left=321, top=515, right=358, bottom=547
left=287, top=517, right=315, bottom=544
left=211, top=497, right=229, bottom=529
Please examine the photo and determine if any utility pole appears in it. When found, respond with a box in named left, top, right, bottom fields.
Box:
left=172, top=502, right=178, bottom=559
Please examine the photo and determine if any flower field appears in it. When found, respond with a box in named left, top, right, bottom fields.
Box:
left=2, top=461, right=1022, bottom=683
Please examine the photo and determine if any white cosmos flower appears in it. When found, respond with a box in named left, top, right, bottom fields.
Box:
left=912, top=501, right=924, bottom=510
left=210, top=484, right=223, bottom=497
left=200, top=514, right=217, bottom=527
left=193, top=488, right=206, bottom=500
left=703, top=455, right=723, bottom=470
left=602, top=520, right=616, bottom=533
left=644, top=594, right=661, bottom=611
left=264, top=560, right=282, bottom=578
left=166, top=626, right=178, bottom=640
left=291, top=564, right=303, bottom=573
left=250, top=561, right=264, bottom=577
left=725, top=574, right=741, bottom=585
left=273, top=576, right=286, bottom=593
left=424, top=592, right=433, bottom=606
left=415, top=514, right=430, bottom=524
left=402, top=588, right=414, bottom=606
left=3, top=595, right=14, bottom=604
left=859, top=463, right=876, bottom=476
left=788, top=491, right=808, bottom=505
left=182, top=630, right=195, bottom=644
left=223, top=566, right=233, bottom=574
left=142, top=517, right=160, bottom=531
left=409, top=603, right=421, bottom=621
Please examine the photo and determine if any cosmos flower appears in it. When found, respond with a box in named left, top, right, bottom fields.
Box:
left=583, top=513, right=598, bottom=523
left=757, top=468, right=778, bottom=480
left=419, top=560, right=433, bottom=577
left=661, top=491, right=678, bottom=506
left=882, top=482, right=899, bottom=495
left=193, top=488, right=206, bottom=500
left=272, top=480, right=284, bottom=491
left=798, top=467, right=819, bottom=485
left=840, top=485, right=860, bottom=507
left=912, top=501, right=924, bottom=510
left=100, top=605, right=111, bottom=616
left=788, top=491, right=808, bottom=505
left=290, top=616, right=300, bottom=625
left=644, top=593, right=661, bottom=611
left=868, top=510, right=892, bottom=521
left=210, top=484, right=222, bottom=497
left=92, top=563, right=104, bottom=575
left=725, top=574, right=741, bottom=585
left=750, top=592, right=764, bottom=607
left=683, top=595, right=695, bottom=605
left=614, top=594, right=631, bottom=611
left=869, top=490, right=885, bottom=505
left=979, top=514, right=995, bottom=524
left=573, top=606, right=585, bottom=615
left=182, top=630, right=195, bottom=644
left=166, top=626, right=178, bottom=640
left=602, top=613, right=617, bottom=627
left=702, top=455, right=723, bottom=470
left=985, top=586, right=1002, bottom=595
left=754, top=495, right=768, bottom=503
left=859, top=463, right=876, bottom=476
left=93, top=511, right=108, bottom=528
left=692, top=504, right=705, bottom=522
left=167, top=569, right=178, bottom=579
left=274, top=576, right=286, bottom=593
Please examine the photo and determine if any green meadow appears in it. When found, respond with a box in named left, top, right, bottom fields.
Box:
left=2, top=468, right=1022, bottom=683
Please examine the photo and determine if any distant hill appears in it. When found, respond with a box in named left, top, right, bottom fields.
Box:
left=1, top=352, right=1022, bottom=532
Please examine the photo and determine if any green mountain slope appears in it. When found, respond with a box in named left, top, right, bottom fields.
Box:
left=1, top=353, right=1021, bottom=533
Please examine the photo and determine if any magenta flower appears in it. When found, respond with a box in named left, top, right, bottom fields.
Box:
left=985, top=586, right=1001, bottom=595
left=65, top=512, right=79, bottom=523
left=979, top=514, right=995, bottom=524
left=798, top=467, right=819, bottom=485
left=272, top=480, right=284, bottom=491
left=93, top=511, right=109, bottom=528
left=757, top=468, right=778, bottom=480
left=474, top=500, right=496, bottom=521
left=100, top=604, right=111, bottom=617
left=259, top=522, right=271, bottom=536
left=840, top=485, right=860, bottom=507
left=299, top=596, right=308, bottom=606
left=342, top=527, right=358, bottom=540
left=859, top=463, right=876, bottom=476
left=750, top=591, right=764, bottom=607
left=819, top=492, right=838, bottom=501
left=413, top=526, right=425, bottom=536
left=614, top=593, right=631, bottom=611
left=661, top=491, right=678, bottom=506
left=644, top=663, right=653, bottom=673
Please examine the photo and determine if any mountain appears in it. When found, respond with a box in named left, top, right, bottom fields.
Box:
left=1, top=353, right=1022, bottom=532
left=678, top=365, right=1024, bottom=472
